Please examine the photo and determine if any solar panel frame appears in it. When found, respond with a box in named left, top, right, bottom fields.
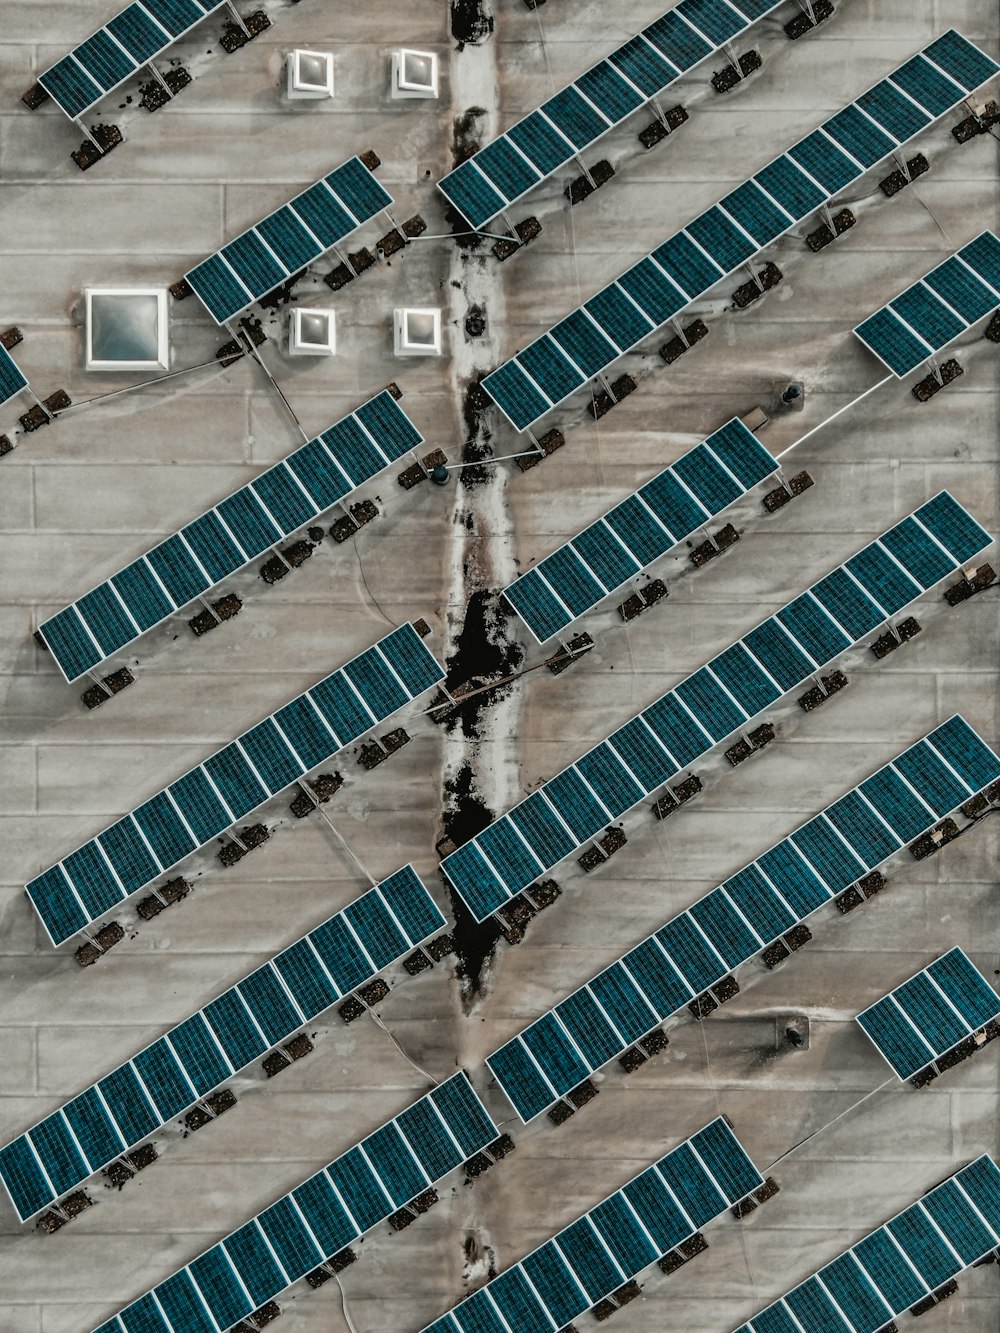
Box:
left=484, top=717, right=1000, bottom=1121
left=421, top=1118, right=764, bottom=1333
left=0, top=341, right=29, bottom=409
left=0, top=867, right=444, bottom=1222
left=482, top=32, right=1000, bottom=430
left=37, top=391, right=422, bottom=684
left=185, top=157, right=393, bottom=324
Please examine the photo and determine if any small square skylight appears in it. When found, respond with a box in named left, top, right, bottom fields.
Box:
left=85, top=288, right=169, bottom=372
left=391, top=48, right=439, bottom=100
left=290, top=307, right=337, bottom=357
left=394, top=307, right=442, bottom=357
left=287, top=49, right=335, bottom=100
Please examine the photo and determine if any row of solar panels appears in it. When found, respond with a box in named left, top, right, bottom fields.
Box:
left=859, top=946, right=1000, bottom=1082
left=733, top=1155, right=1000, bottom=1333
left=855, top=230, right=1000, bottom=377
left=37, top=388, right=423, bottom=684
left=443, top=491, right=992, bottom=923
left=439, top=0, right=785, bottom=229
left=0, top=341, right=27, bottom=409
left=185, top=155, right=393, bottom=324
left=504, top=416, right=778, bottom=643
left=39, top=0, right=226, bottom=120
left=0, top=865, right=444, bottom=1223
left=93, top=1072, right=498, bottom=1333
left=26, top=623, right=445, bottom=947
left=481, top=30, right=1000, bottom=430
left=423, top=1117, right=764, bottom=1333
left=485, top=716, right=1000, bottom=1122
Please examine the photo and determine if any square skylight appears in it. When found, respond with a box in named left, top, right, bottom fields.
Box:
left=391, top=48, right=439, bottom=99
left=85, top=289, right=169, bottom=372
left=287, top=49, right=335, bottom=100
left=290, top=307, right=337, bottom=357
left=394, top=307, right=442, bottom=357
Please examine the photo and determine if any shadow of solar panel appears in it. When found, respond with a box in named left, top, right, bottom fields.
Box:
left=787, top=129, right=861, bottom=193
left=239, top=965, right=301, bottom=1044
left=542, top=84, right=609, bottom=148
left=111, top=559, right=174, bottom=629
left=517, top=338, right=586, bottom=404
left=890, top=53, right=967, bottom=116
left=926, top=29, right=1000, bottom=90
left=644, top=10, right=712, bottom=69
left=507, top=111, right=575, bottom=174
left=724, top=865, right=795, bottom=942
left=617, top=257, right=688, bottom=324
left=289, top=181, right=359, bottom=247
left=848, top=541, right=923, bottom=614
left=75, top=583, right=136, bottom=657
left=475, top=137, right=541, bottom=201
left=753, top=155, right=826, bottom=219
left=757, top=841, right=830, bottom=915
left=653, top=231, right=724, bottom=295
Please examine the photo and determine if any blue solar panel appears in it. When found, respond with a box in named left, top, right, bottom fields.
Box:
left=187, top=157, right=392, bottom=323
left=483, top=33, right=997, bottom=430
left=38, top=392, right=421, bottom=683
left=0, top=342, right=28, bottom=408
left=424, top=1119, right=763, bottom=1332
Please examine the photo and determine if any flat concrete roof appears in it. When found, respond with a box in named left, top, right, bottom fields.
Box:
left=1, top=1, right=998, bottom=1330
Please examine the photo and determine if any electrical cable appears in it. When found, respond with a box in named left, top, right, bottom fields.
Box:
left=367, top=1009, right=438, bottom=1085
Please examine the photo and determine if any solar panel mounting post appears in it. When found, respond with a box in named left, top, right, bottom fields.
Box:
left=225, top=1, right=250, bottom=35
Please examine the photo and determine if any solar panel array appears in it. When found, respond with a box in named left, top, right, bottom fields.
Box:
left=0, top=341, right=28, bottom=408
left=481, top=30, right=1000, bottom=430
left=732, top=1154, right=1000, bottom=1333
left=854, top=230, right=1000, bottom=377
left=39, top=0, right=227, bottom=120
left=438, top=0, right=785, bottom=230
left=37, top=389, right=423, bottom=683
left=185, top=156, right=393, bottom=324
left=422, top=1117, right=764, bottom=1333
left=0, top=865, right=445, bottom=1224
left=443, top=491, right=992, bottom=924
left=504, top=417, right=778, bottom=643
left=26, top=623, right=445, bottom=947
left=93, top=1072, right=498, bottom=1333
left=858, top=947, right=1000, bottom=1082
left=487, top=717, right=1000, bottom=1121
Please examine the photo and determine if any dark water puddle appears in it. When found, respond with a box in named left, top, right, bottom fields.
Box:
left=442, top=763, right=502, bottom=994
left=442, top=589, right=523, bottom=737
left=451, top=0, right=495, bottom=47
